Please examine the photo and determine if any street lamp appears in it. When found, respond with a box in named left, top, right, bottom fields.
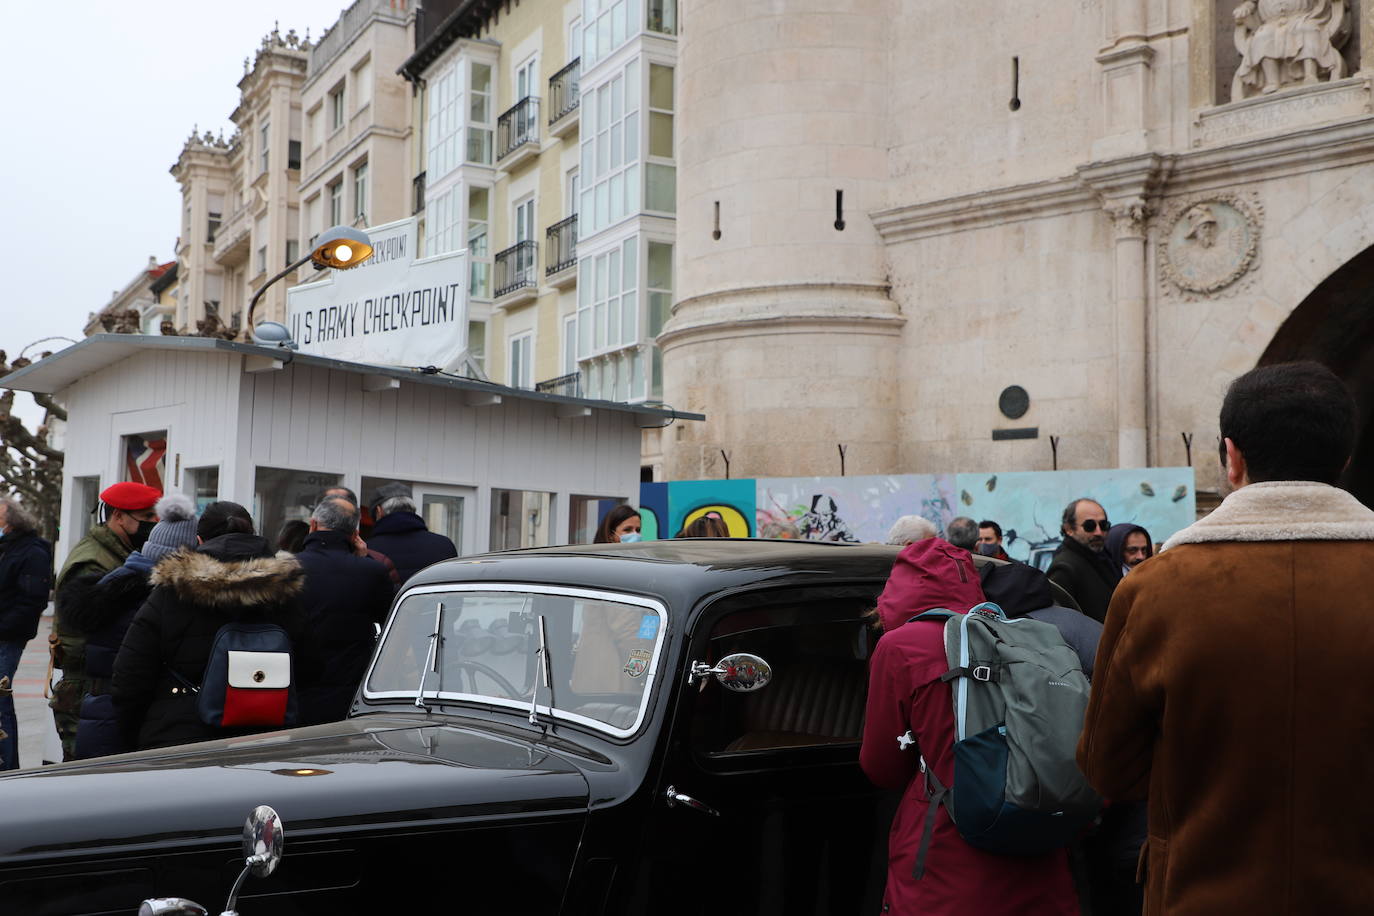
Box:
left=243, top=225, right=375, bottom=343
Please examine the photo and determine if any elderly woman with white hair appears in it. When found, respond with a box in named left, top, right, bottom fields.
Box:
left=885, top=515, right=938, bottom=546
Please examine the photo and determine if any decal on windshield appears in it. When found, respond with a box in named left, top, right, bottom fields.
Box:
left=624, top=649, right=651, bottom=679
left=637, top=614, right=660, bottom=640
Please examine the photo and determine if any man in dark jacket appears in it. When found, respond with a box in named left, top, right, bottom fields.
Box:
left=1045, top=498, right=1120, bottom=623
left=53, top=480, right=160, bottom=759
left=295, top=497, right=394, bottom=724
left=0, top=498, right=53, bottom=770
left=367, top=485, right=457, bottom=583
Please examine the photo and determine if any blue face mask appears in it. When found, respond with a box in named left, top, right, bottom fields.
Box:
left=618, top=532, right=643, bottom=543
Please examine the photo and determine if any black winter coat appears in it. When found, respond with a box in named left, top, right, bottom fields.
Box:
left=111, top=534, right=306, bottom=751
left=1045, top=535, right=1121, bottom=623
left=61, top=564, right=155, bottom=758
left=294, top=530, right=394, bottom=725
left=367, top=512, right=457, bottom=584
left=0, top=531, right=53, bottom=643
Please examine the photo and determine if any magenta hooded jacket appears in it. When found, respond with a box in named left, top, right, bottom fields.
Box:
left=860, top=538, right=1078, bottom=915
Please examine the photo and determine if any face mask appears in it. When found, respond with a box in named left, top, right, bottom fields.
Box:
left=618, top=532, right=643, bottom=544
left=130, top=519, right=157, bottom=551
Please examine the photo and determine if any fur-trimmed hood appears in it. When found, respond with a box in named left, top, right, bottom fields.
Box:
left=1165, top=481, right=1374, bottom=549
left=150, top=547, right=305, bottom=608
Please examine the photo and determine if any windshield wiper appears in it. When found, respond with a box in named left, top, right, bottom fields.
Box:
left=415, top=601, right=445, bottom=712
left=527, top=614, right=555, bottom=733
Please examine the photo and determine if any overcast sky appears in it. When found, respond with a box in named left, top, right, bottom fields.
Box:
left=1, top=1, right=353, bottom=420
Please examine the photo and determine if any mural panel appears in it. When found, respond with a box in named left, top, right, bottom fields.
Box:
left=755, top=474, right=957, bottom=543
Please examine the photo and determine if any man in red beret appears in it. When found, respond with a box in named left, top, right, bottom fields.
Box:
left=50, top=481, right=160, bottom=760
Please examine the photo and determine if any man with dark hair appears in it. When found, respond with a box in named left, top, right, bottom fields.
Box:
left=295, top=496, right=394, bottom=725
left=1079, top=361, right=1374, bottom=914
left=976, top=519, right=1010, bottom=560
left=1045, top=498, right=1119, bottom=622
left=945, top=516, right=979, bottom=552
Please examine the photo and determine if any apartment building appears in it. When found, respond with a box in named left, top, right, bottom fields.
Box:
left=298, top=0, right=415, bottom=260
left=400, top=0, right=678, bottom=442
left=171, top=27, right=310, bottom=333
left=82, top=258, right=177, bottom=337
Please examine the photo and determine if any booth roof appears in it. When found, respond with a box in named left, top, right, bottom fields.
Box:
left=0, top=335, right=701, bottom=423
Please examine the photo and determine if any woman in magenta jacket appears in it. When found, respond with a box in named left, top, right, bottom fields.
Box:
left=860, top=538, right=1079, bottom=915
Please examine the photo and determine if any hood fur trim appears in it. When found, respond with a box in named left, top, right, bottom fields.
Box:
left=149, top=549, right=305, bottom=608
left=1164, top=481, right=1374, bottom=550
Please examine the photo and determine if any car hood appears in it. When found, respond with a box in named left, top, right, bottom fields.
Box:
left=0, top=715, right=590, bottom=860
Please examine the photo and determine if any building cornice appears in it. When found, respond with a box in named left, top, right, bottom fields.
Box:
left=872, top=115, right=1374, bottom=242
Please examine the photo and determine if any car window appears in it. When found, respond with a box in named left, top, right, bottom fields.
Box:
left=365, top=586, right=666, bottom=737
left=689, top=593, right=878, bottom=756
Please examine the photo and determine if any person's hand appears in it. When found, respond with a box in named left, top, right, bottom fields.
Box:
left=351, top=531, right=369, bottom=557
left=1234, top=1, right=1256, bottom=22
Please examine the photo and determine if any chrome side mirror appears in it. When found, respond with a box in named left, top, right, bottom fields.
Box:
left=138, top=900, right=207, bottom=916
left=242, top=805, right=285, bottom=878
left=688, top=652, right=773, bottom=691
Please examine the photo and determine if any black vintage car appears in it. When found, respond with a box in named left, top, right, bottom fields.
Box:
left=0, top=540, right=921, bottom=915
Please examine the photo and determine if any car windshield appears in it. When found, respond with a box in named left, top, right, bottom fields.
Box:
left=365, top=585, right=666, bottom=737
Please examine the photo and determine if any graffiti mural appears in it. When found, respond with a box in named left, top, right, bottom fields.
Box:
left=953, top=468, right=1196, bottom=569
left=756, top=475, right=957, bottom=544
left=637, top=467, right=1196, bottom=553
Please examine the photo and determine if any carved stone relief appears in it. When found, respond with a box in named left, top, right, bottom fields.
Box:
left=1159, top=191, right=1264, bottom=297
left=1231, top=0, right=1353, bottom=100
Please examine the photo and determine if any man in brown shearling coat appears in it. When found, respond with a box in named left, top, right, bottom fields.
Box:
left=1079, top=361, right=1374, bottom=914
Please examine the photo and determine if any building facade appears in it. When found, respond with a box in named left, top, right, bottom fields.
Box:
left=299, top=0, right=415, bottom=262
left=401, top=0, right=678, bottom=466
left=83, top=257, right=177, bottom=337
left=663, top=0, right=1374, bottom=506
left=171, top=27, right=311, bottom=333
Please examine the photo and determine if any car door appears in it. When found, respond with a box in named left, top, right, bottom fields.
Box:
left=630, top=583, right=892, bottom=916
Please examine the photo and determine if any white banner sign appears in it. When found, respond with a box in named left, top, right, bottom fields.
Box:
left=286, top=217, right=468, bottom=369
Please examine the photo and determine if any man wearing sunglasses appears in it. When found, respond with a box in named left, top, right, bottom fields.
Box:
left=1045, top=498, right=1120, bottom=623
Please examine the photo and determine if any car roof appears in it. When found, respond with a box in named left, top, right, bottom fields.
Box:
left=405, top=539, right=902, bottom=610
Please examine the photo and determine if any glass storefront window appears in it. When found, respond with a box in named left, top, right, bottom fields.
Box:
left=490, top=489, right=554, bottom=550
left=185, top=466, right=220, bottom=513
left=254, top=467, right=342, bottom=548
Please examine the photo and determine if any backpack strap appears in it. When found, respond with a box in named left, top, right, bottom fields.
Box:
left=912, top=756, right=956, bottom=880
left=908, top=609, right=957, bottom=625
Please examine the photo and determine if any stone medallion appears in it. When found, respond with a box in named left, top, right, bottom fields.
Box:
left=1159, top=192, right=1262, bottom=295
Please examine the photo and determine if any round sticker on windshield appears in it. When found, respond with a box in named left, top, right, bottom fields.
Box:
left=623, top=649, right=651, bottom=679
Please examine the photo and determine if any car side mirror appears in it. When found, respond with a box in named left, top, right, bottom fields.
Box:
left=688, top=652, right=773, bottom=691
left=243, top=805, right=285, bottom=878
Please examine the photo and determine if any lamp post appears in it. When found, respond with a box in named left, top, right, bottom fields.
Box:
left=243, top=225, right=375, bottom=343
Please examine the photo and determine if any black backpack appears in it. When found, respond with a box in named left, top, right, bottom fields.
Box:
left=194, top=622, right=297, bottom=728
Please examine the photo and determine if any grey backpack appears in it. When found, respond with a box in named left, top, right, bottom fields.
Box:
left=908, top=601, right=1100, bottom=877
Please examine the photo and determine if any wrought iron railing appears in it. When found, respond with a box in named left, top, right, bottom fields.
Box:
left=548, top=58, right=580, bottom=124
left=496, top=96, right=540, bottom=160
left=535, top=372, right=582, bottom=397
left=412, top=171, right=426, bottom=215
left=494, top=240, right=539, bottom=297
left=545, top=215, right=578, bottom=276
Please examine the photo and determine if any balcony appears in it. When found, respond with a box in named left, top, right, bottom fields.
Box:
left=496, top=96, right=541, bottom=169
left=547, top=58, right=580, bottom=139
left=493, top=240, right=539, bottom=306
left=535, top=372, right=582, bottom=398
left=545, top=215, right=578, bottom=289
left=212, top=203, right=251, bottom=266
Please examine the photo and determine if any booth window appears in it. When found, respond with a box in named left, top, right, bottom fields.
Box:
left=254, top=467, right=342, bottom=547
left=122, top=431, right=168, bottom=491
left=185, top=466, right=220, bottom=513
left=569, top=495, right=625, bottom=544
left=72, top=476, right=101, bottom=543
left=490, top=489, right=553, bottom=550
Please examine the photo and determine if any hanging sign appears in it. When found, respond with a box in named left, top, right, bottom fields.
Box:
left=286, top=217, right=468, bottom=369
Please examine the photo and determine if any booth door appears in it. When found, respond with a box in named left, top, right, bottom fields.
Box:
left=413, top=483, right=476, bottom=557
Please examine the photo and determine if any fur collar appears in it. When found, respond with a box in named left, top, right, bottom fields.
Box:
left=150, top=549, right=304, bottom=608
left=1164, top=481, right=1374, bottom=549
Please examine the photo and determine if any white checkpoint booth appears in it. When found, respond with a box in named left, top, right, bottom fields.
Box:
left=3, top=335, right=696, bottom=570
